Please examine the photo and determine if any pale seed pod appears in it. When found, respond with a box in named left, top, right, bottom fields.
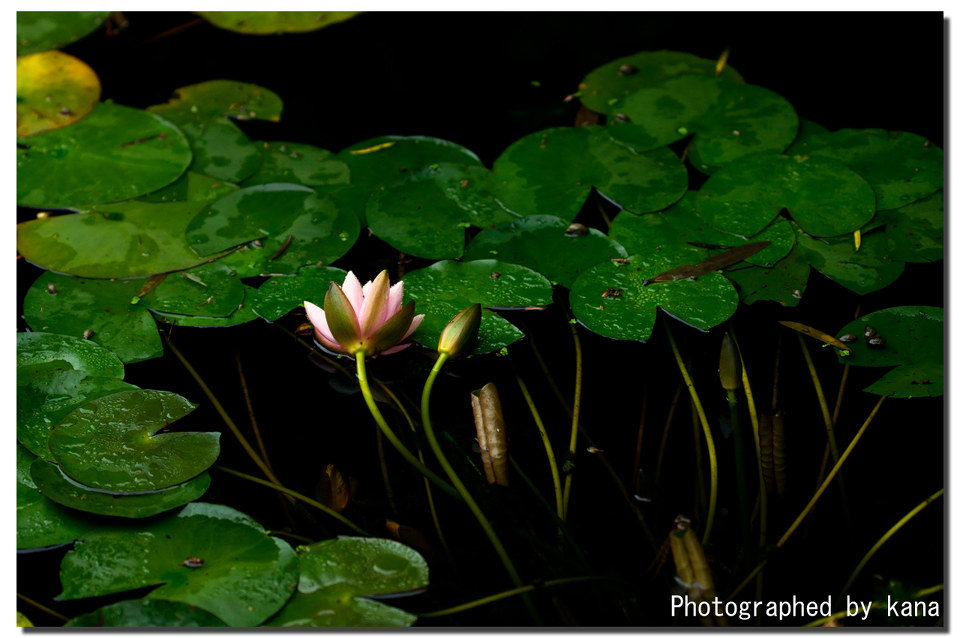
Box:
left=471, top=382, right=508, bottom=486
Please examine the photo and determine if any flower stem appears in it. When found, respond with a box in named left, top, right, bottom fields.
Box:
left=516, top=375, right=563, bottom=517
left=842, top=487, right=943, bottom=594
left=561, top=321, right=584, bottom=519
left=418, top=576, right=597, bottom=618
left=214, top=465, right=368, bottom=535
left=726, top=396, right=887, bottom=601
left=422, top=353, right=537, bottom=622
left=664, top=322, right=718, bottom=546
left=17, top=593, right=68, bottom=623
left=355, top=351, right=457, bottom=499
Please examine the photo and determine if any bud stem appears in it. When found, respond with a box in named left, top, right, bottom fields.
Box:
left=355, top=351, right=456, bottom=499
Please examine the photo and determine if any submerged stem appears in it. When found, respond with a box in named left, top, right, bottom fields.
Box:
left=17, top=593, right=69, bottom=623
left=214, top=465, right=367, bottom=535
left=517, top=375, right=564, bottom=517
left=842, top=488, right=944, bottom=594
left=421, top=353, right=537, bottom=622
left=665, top=322, right=718, bottom=546
left=355, top=351, right=457, bottom=499
left=419, top=576, right=598, bottom=618
left=561, top=321, right=584, bottom=519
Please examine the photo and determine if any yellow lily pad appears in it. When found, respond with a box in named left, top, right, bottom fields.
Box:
left=17, top=51, right=100, bottom=137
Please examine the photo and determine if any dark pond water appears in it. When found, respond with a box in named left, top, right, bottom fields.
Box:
left=18, top=11, right=944, bottom=627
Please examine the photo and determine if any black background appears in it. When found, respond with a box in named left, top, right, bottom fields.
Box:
left=18, top=11, right=945, bottom=627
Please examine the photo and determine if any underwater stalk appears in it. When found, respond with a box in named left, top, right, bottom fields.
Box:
left=355, top=351, right=457, bottom=499
left=665, top=322, right=719, bottom=546
left=720, top=334, right=750, bottom=546
left=841, top=488, right=944, bottom=594
left=561, top=320, right=584, bottom=519
left=419, top=576, right=599, bottom=618
left=517, top=375, right=564, bottom=517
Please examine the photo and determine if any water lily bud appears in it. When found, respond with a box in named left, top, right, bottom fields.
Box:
left=438, top=303, right=481, bottom=358
left=718, top=333, right=741, bottom=391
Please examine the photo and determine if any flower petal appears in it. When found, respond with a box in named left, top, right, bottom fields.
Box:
left=303, top=301, right=337, bottom=344
left=381, top=343, right=412, bottom=355
left=324, top=282, right=362, bottom=352
left=358, top=270, right=391, bottom=337
left=341, top=271, right=364, bottom=316
left=317, top=331, right=350, bottom=355
left=385, top=281, right=404, bottom=319
left=403, top=313, right=425, bottom=339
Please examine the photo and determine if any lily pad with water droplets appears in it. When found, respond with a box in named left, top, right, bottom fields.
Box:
left=569, top=246, right=739, bottom=342
left=835, top=306, right=942, bottom=398
left=249, top=266, right=347, bottom=322
left=608, top=76, right=798, bottom=171
left=17, top=102, right=192, bottom=209
left=24, top=273, right=164, bottom=364
left=609, top=192, right=795, bottom=268
left=66, top=599, right=227, bottom=628
left=724, top=249, right=810, bottom=307
left=878, top=190, right=943, bottom=263
left=795, top=228, right=904, bottom=295
left=492, top=126, right=688, bottom=222
left=789, top=129, right=943, bottom=210
left=48, top=389, right=220, bottom=492
left=148, top=81, right=283, bottom=183
left=403, top=260, right=554, bottom=355
left=31, top=460, right=210, bottom=519
left=17, top=51, right=101, bottom=137
left=242, top=141, right=351, bottom=189
left=784, top=118, right=829, bottom=154
left=268, top=537, right=428, bottom=627
left=199, top=11, right=359, bottom=34
left=368, top=163, right=521, bottom=260
left=17, top=201, right=212, bottom=279
left=17, top=331, right=125, bottom=379
left=18, top=444, right=97, bottom=550
left=337, top=135, right=484, bottom=224
left=185, top=184, right=360, bottom=275
left=17, top=11, right=110, bottom=55
left=463, top=215, right=627, bottom=287
left=141, top=262, right=245, bottom=318
left=698, top=153, right=876, bottom=238
left=578, top=49, right=742, bottom=115
left=139, top=171, right=239, bottom=204
left=152, top=286, right=261, bottom=328
left=58, top=502, right=299, bottom=627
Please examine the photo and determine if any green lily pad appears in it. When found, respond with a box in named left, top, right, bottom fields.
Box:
left=789, top=129, right=943, bottom=210
left=148, top=81, right=282, bottom=183
left=463, top=215, right=627, bottom=287
left=368, top=163, right=521, bottom=260
left=17, top=612, right=32, bottom=628
left=242, top=141, right=350, bottom=189
left=698, top=153, right=876, bottom=238
left=795, top=228, right=904, bottom=295
left=609, top=191, right=795, bottom=267
left=17, top=51, right=101, bottom=137
left=784, top=118, right=829, bottom=154
left=724, top=250, right=810, bottom=307
left=268, top=537, right=428, bottom=627
left=49, top=389, right=220, bottom=492
left=492, top=126, right=688, bottom=222
left=151, top=286, right=261, bottom=327
left=24, top=273, right=164, bottom=364
left=58, top=502, right=299, bottom=627
left=66, top=599, right=227, bottom=628
left=186, top=184, right=360, bottom=275
left=578, top=49, right=742, bottom=115
left=142, top=262, right=245, bottom=318
left=18, top=201, right=212, bottom=278
left=139, top=171, right=239, bottom=204
left=249, top=266, right=347, bottom=322
left=18, top=444, right=96, bottom=550
left=402, top=260, right=554, bottom=355
left=608, top=76, right=798, bottom=171
left=835, top=306, right=943, bottom=398
left=17, top=331, right=125, bottom=379
left=569, top=246, right=739, bottom=341
left=199, top=11, right=359, bottom=34
left=31, top=460, right=210, bottom=519
left=17, top=11, right=110, bottom=55
left=17, top=102, right=192, bottom=208
left=18, top=368, right=135, bottom=461
left=337, top=136, right=484, bottom=223
left=880, top=190, right=943, bottom=263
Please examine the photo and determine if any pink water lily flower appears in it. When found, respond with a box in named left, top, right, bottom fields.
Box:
left=304, top=270, right=424, bottom=357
